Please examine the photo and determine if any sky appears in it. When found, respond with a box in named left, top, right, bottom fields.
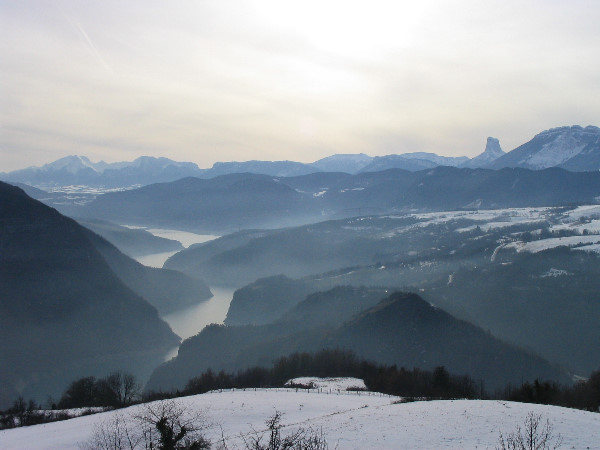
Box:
left=1, top=0, right=599, bottom=171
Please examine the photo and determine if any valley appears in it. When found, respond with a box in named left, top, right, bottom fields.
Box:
left=4, top=1, right=600, bottom=444
left=3, top=127, right=600, bottom=446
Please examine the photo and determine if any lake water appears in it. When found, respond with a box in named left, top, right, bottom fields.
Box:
left=135, top=250, right=180, bottom=268
left=146, top=228, right=219, bottom=249
left=127, top=227, right=219, bottom=268
left=161, top=286, right=235, bottom=360
left=129, top=227, right=233, bottom=360
left=164, top=286, right=235, bottom=339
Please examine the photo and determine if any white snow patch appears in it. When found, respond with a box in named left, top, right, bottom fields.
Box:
left=285, top=377, right=367, bottom=391
left=540, top=268, right=571, bottom=278
left=340, top=187, right=365, bottom=193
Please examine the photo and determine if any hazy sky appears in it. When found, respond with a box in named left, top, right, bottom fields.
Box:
left=1, top=0, right=599, bottom=171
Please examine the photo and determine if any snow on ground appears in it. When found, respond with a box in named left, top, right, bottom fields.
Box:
left=2, top=389, right=600, bottom=449
left=506, top=235, right=600, bottom=253
left=575, top=243, right=600, bottom=254
left=540, top=268, right=572, bottom=278
left=285, top=377, right=367, bottom=391
left=551, top=219, right=600, bottom=235
left=382, top=208, right=552, bottom=233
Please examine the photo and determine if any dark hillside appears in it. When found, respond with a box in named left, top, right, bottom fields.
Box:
left=146, top=290, right=568, bottom=393
left=0, top=182, right=179, bottom=408
left=84, top=230, right=212, bottom=315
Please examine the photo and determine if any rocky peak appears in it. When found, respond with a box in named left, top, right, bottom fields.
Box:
left=484, top=137, right=503, bottom=156
left=461, top=137, right=505, bottom=168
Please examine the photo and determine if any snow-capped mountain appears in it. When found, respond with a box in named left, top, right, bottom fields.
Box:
left=461, top=137, right=505, bottom=168
left=38, top=155, right=109, bottom=174
left=489, top=125, right=600, bottom=171
left=0, top=155, right=204, bottom=188
left=312, top=153, right=373, bottom=173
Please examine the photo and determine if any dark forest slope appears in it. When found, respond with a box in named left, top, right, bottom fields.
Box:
left=0, top=182, right=179, bottom=408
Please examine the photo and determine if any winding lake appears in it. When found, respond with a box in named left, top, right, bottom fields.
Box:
left=129, top=228, right=234, bottom=359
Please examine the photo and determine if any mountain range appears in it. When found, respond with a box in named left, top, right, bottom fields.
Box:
left=198, top=208, right=600, bottom=377
left=65, top=166, right=600, bottom=235
left=3, top=125, right=599, bottom=191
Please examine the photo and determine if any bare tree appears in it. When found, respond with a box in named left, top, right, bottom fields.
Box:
left=82, top=400, right=210, bottom=450
left=122, top=374, right=140, bottom=405
left=136, top=400, right=211, bottom=450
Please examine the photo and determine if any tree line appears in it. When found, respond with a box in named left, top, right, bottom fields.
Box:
left=2, top=349, right=599, bottom=430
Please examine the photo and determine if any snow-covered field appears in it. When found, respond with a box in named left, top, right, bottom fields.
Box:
left=506, top=235, right=600, bottom=253
left=1, top=388, right=599, bottom=449
left=410, top=207, right=552, bottom=231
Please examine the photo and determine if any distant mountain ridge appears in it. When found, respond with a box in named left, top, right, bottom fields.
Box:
left=71, top=166, right=600, bottom=235
left=0, top=155, right=204, bottom=189
left=3, top=125, right=599, bottom=191
left=360, top=153, right=469, bottom=173
left=312, top=153, right=373, bottom=173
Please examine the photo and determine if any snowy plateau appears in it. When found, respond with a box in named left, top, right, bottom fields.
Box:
left=1, top=385, right=599, bottom=449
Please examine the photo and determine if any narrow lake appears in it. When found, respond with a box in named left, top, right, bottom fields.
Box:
left=163, top=286, right=235, bottom=340
left=129, top=227, right=234, bottom=359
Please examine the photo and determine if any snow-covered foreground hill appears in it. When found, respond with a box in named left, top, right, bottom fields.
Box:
left=1, top=388, right=600, bottom=449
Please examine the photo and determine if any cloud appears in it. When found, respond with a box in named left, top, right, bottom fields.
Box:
left=1, top=1, right=599, bottom=170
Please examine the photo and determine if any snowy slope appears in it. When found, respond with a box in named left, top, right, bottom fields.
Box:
left=490, top=125, right=600, bottom=171
left=1, top=389, right=599, bottom=449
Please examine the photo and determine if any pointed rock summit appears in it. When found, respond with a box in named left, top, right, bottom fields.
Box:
left=484, top=137, right=503, bottom=156
left=461, top=137, right=505, bottom=168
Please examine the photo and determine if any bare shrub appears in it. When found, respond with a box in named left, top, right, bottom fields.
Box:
left=497, top=412, right=562, bottom=450
left=238, top=411, right=329, bottom=450
left=83, top=412, right=140, bottom=450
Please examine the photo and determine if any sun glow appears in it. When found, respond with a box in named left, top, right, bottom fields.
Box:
left=252, top=1, right=428, bottom=60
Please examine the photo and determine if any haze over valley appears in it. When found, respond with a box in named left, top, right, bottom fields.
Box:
left=4, top=126, right=600, bottom=447
left=2, top=1, right=600, bottom=446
